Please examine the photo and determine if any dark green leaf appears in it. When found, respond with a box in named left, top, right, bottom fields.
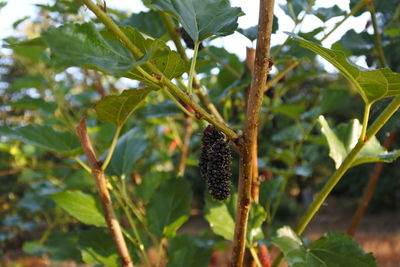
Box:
left=95, top=88, right=152, bottom=126
left=272, top=226, right=377, bottom=267
left=51, top=190, right=106, bottom=227
left=289, top=34, right=400, bottom=104
left=332, top=30, right=373, bottom=57
left=9, top=97, right=56, bottom=113
left=10, top=75, right=49, bottom=91
left=42, top=23, right=136, bottom=75
left=147, top=178, right=192, bottom=238
left=312, top=5, right=346, bottom=21
left=151, top=0, right=243, bottom=41
left=0, top=125, right=80, bottom=154
left=271, top=104, right=306, bottom=121
left=167, top=234, right=212, bottom=267
left=121, top=11, right=167, bottom=38
left=79, top=228, right=119, bottom=267
left=102, top=128, right=148, bottom=176
left=134, top=172, right=172, bottom=202
left=318, top=116, right=400, bottom=168
left=280, top=0, right=310, bottom=21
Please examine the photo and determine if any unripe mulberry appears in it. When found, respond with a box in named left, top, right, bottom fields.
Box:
left=199, top=125, right=232, bottom=200
left=179, top=27, right=204, bottom=51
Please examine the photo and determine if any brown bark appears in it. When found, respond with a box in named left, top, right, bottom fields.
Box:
left=76, top=118, right=134, bottom=267
left=347, top=131, right=397, bottom=236
left=231, top=0, right=276, bottom=266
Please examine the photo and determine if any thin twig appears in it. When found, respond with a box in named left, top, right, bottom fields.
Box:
left=232, top=0, right=276, bottom=266
left=178, top=115, right=194, bottom=176
left=367, top=3, right=387, bottom=67
left=76, top=118, right=134, bottom=267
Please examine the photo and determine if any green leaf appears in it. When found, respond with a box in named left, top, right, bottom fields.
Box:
left=204, top=193, right=236, bottom=241
left=318, top=116, right=400, bottom=168
left=272, top=226, right=377, bottom=267
left=312, top=5, right=346, bottom=21
left=289, top=34, right=400, bottom=104
left=102, top=128, right=148, bottom=176
left=0, top=125, right=80, bottom=154
left=79, top=228, right=119, bottom=267
left=151, top=0, right=243, bottom=42
left=166, top=234, right=212, bottom=267
left=247, top=202, right=267, bottom=245
left=204, top=193, right=266, bottom=245
left=42, top=23, right=136, bottom=75
left=134, top=172, right=172, bottom=202
left=43, top=23, right=187, bottom=80
left=51, top=190, right=106, bottom=227
left=147, top=178, right=192, bottom=238
left=271, top=103, right=306, bottom=121
left=95, top=88, right=152, bottom=126
left=279, top=0, right=310, bottom=21
left=9, top=97, right=57, bottom=113
left=121, top=10, right=167, bottom=38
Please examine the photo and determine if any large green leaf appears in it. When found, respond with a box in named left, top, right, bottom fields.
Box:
left=147, top=178, right=192, bottom=238
left=43, top=23, right=187, bottom=80
left=166, top=234, right=212, bottom=267
left=204, top=193, right=266, bottom=246
left=318, top=116, right=400, bottom=168
left=151, top=0, right=243, bottom=41
left=289, top=34, right=400, bottom=104
left=272, top=226, right=377, bottom=267
left=42, top=23, right=136, bottom=75
left=51, top=190, right=106, bottom=227
left=0, top=125, right=80, bottom=154
left=101, top=128, right=148, bottom=176
left=79, top=228, right=119, bottom=267
left=95, top=88, right=152, bottom=126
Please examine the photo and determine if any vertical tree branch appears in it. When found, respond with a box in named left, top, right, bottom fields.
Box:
left=347, top=131, right=397, bottom=236
left=76, top=118, right=134, bottom=267
left=232, top=0, right=275, bottom=266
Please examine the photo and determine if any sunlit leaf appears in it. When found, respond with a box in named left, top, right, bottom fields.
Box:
left=51, top=190, right=106, bottom=227
left=272, top=226, right=377, bottom=267
left=318, top=116, right=400, bottom=168
left=289, top=34, right=400, bottom=104
left=151, top=0, right=243, bottom=41
left=0, top=125, right=80, bottom=154
left=95, top=88, right=152, bottom=126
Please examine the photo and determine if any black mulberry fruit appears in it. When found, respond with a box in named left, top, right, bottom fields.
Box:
left=199, top=125, right=232, bottom=200
left=179, top=27, right=204, bottom=51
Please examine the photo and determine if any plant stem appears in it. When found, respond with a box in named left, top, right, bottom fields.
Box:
left=272, top=95, right=400, bottom=267
left=188, top=42, right=200, bottom=95
left=250, top=247, right=263, bottom=267
left=320, top=0, right=369, bottom=42
left=178, top=115, right=194, bottom=177
left=232, top=0, right=275, bottom=266
left=76, top=118, right=134, bottom=267
left=347, top=130, right=397, bottom=236
left=263, top=60, right=299, bottom=93
left=203, top=48, right=242, bottom=78
left=83, top=0, right=237, bottom=139
left=161, top=86, right=195, bottom=119
left=74, top=156, right=91, bottom=173
left=367, top=4, right=387, bottom=67
left=156, top=239, right=164, bottom=267
left=102, top=125, right=122, bottom=171
left=360, top=103, right=371, bottom=142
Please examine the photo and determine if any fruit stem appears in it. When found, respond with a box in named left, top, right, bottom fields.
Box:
left=188, top=41, right=200, bottom=95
